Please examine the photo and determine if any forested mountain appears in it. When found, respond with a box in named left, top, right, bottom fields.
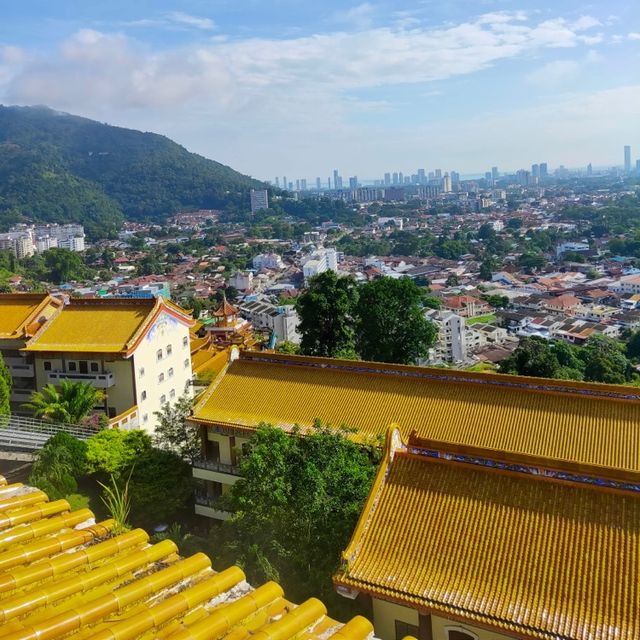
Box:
left=0, top=105, right=265, bottom=238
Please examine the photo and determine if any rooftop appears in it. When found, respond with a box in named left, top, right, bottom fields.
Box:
left=0, top=475, right=374, bottom=640
left=335, top=429, right=640, bottom=640
left=24, top=297, right=194, bottom=355
left=191, top=352, right=640, bottom=475
left=0, top=294, right=61, bottom=341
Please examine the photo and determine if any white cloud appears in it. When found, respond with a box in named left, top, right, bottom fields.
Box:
left=333, top=3, right=376, bottom=30
left=628, top=32, right=640, bottom=41
left=166, top=12, right=215, bottom=31
left=526, top=59, right=580, bottom=88
left=121, top=12, right=215, bottom=31
left=0, top=11, right=621, bottom=176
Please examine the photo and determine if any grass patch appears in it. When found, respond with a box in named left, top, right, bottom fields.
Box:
left=467, top=313, right=497, bottom=325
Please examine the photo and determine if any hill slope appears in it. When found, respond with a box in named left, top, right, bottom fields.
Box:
left=0, top=105, right=265, bottom=238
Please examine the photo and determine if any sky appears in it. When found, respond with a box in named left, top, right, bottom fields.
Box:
left=0, top=1, right=639, bottom=181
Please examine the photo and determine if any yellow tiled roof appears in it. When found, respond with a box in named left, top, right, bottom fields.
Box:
left=0, top=294, right=58, bottom=340
left=191, top=353, right=640, bottom=474
left=23, top=297, right=194, bottom=354
left=334, top=430, right=640, bottom=640
left=0, top=475, right=374, bottom=640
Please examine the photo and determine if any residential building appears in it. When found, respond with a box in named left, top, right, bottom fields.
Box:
left=302, top=248, right=338, bottom=281
left=229, top=271, right=254, bottom=292
left=238, top=299, right=301, bottom=344
left=624, top=145, right=631, bottom=173
left=424, top=310, right=483, bottom=363
left=2, top=294, right=195, bottom=431
left=250, top=189, right=269, bottom=213
left=253, top=253, right=285, bottom=271
left=544, top=293, right=581, bottom=315
left=441, top=295, right=489, bottom=318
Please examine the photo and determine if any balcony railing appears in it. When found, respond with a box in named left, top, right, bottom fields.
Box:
left=8, top=363, right=35, bottom=377
left=48, top=371, right=115, bottom=389
left=192, top=458, right=242, bottom=477
left=9, top=388, right=34, bottom=403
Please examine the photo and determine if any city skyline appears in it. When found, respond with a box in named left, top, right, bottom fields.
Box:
left=272, top=147, right=634, bottom=190
left=0, top=1, right=639, bottom=178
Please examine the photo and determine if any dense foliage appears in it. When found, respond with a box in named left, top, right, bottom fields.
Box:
left=0, top=353, right=11, bottom=416
left=295, top=271, right=360, bottom=358
left=23, top=380, right=105, bottom=424
left=153, top=395, right=201, bottom=462
left=355, top=278, right=437, bottom=364
left=29, top=428, right=193, bottom=527
left=499, top=335, right=635, bottom=384
left=0, top=105, right=265, bottom=238
left=296, top=274, right=437, bottom=364
left=220, top=422, right=381, bottom=609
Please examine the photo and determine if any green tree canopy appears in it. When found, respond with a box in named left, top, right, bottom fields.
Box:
left=0, top=353, right=11, bottom=416
left=581, top=335, right=632, bottom=384
left=153, top=394, right=200, bottom=462
left=355, top=277, right=437, bottom=364
left=84, top=429, right=152, bottom=476
left=123, top=448, right=193, bottom=527
left=220, top=423, right=380, bottom=608
left=29, top=432, right=88, bottom=499
left=23, top=380, right=105, bottom=424
left=295, top=271, right=359, bottom=357
left=500, top=336, right=564, bottom=379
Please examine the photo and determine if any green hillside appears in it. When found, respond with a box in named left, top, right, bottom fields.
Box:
left=0, top=105, right=265, bottom=239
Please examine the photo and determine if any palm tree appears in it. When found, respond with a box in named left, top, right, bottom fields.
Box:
left=23, top=380, right=105, bottom=424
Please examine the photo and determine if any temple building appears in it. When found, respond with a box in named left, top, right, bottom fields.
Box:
left=188, top=351, right=640, bottom=639
left=1, top=294, right=195, bottom=431
left=201, top=297, right=255, bottom=349
left=0, top=474, right=377, bottom=640
left=0, top=293, right=64, bottom=409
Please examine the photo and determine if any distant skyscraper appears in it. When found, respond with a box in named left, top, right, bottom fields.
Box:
left=587, top=163, right=593, bottom=176
left=333, top=169, right=343, bottom=190
left=443, top=173, right=452, bottom=193
left=328, top=177, right=331, bottom=189
left=417, top=169, right=425, bottom=184
left=296, top=179, right=300, bottom=191
left=516, top=170, right=530, bottom=186
left=491, top=166, right=499, bottom=180
left=451, top=171, right=460, bottom=184
left=624, top=146, right=631, bottom=173
left=398, top=172, right=404, bottom=184
left=275, top=177, right=280, bottom=188
left=349, top=176, right=358, bottom=189
left=539, top=163, right=548, bottom=179
left=316, top=177, right=321, bottom=190
left=392, top=172, right=399, bottom=185
left=283, top=176, right=287, bottom=190
left=636, top=159, right=640, bottom=172
left=384, top=172, right=391, bottom=186
left=250, top=189, right=269, bottom=213
left=531, top=164, right=540, bottom=179
left=301, top=179, right=307, bottom=190
left=288, top=182, right=293, bottom=191
left=485, top=171, right=492, bottom=183
left=435, top=169, right=442, bottom=179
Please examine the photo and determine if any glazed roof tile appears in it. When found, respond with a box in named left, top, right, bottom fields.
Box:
left=0, top=476, right=373, bottom=640
left=0, top=294, right=59, bottom=340
left=23, top=297, right=194, bottom=355
left=191, top=352, right=640, bottom=475
left=335, top=430, right=640, bottom=640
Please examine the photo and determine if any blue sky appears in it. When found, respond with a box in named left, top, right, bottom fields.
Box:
left=1, top=1, right=639, bottom=180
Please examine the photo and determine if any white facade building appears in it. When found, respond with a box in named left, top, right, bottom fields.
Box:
left=302, top=248, right=338, bottom=281
left=253, top=253, right=285, bottom=271
left=239, top=298, right=301, bottom=344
